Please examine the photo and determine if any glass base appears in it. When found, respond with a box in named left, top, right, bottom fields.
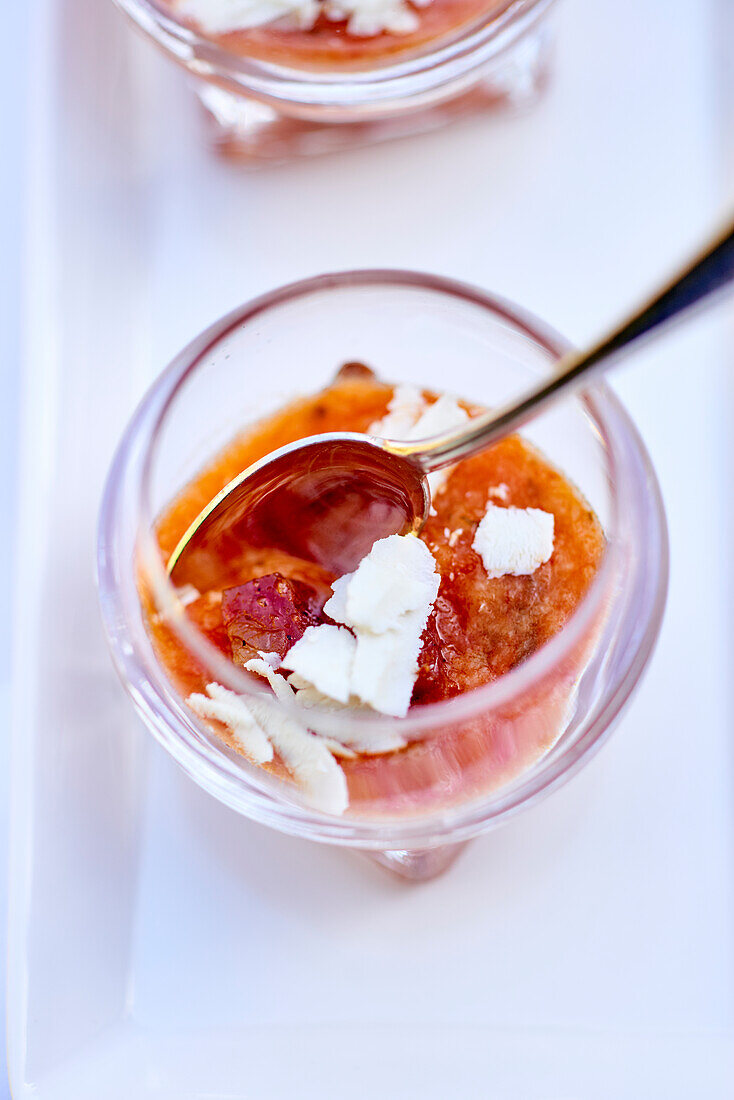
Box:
left=365, top=841, right=468, bottom=881
left=195, top=25, right=552, bottom=162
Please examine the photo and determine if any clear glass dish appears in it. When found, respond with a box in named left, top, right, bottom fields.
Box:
left=111, top=0, right=557, bottom=159
left=97, top=270, right=668, bottom=879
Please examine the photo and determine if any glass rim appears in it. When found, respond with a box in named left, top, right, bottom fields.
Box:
left=98, top=268, right=669, bottom=846
left=113, top=0, right=556, bottom=105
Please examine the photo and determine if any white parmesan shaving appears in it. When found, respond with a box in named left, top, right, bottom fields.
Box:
left=412, top=392, right=469, bottom=439
left=324, top=0, right=420, bottom=35
left=288, top=678, right=407, bottom=755
left=188, top=683, right=273, bottom=764
left=318, top=739, right=358, bottom=760
left=338, top=727, right=408, bottom=755
left=368, top=384, right=426, bottom=439
left=369, top=388, right=470, bottom=496
left=325, top=532, right=439, bottom=634
left=246, top=695, right=348, bottom=814
left=188, top=682, right=348, bottom=815
left=286, top=674, right=361, bottom=713
left=177, top=0, right=319, bottom=32
left=176, top=583, right=201, bottom=607
left=324, top=533, right=439, bottom=717
left=415, top=396, right=470, bottom=496
left=472, top=503, right=554, bottom=579
left=287, top=672, right=317, bottom=691
left=258, top=650, right=282, bottom=668
left=324, top=572, right=349, bottom=625
left=288, top=676, right=364, bottom=714
left=243, top=656, right=296, bottom=704
left=176, top=0, right=429, bottom=38
left=350, top=606, right=429, bottom=718
left=282, top=625, right=356, bottom=704
left=243, top=649, right=407, bottom=756
left=488, top=483, right=510, bottom=503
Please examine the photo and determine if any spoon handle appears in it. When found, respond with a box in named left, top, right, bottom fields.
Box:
left=410, top=214, right=734, bottom=473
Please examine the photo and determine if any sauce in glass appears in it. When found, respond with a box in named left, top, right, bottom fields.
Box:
left=147, top=369, right=605, bottom=814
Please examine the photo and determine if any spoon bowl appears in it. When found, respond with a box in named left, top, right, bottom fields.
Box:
left=167, top=432, right=429, bottom=585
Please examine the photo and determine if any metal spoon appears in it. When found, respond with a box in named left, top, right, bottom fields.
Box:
left=168, top=215, right=734, bottom=585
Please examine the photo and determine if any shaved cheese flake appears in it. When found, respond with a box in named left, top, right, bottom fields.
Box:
left=176, top=583, right=201, bottom=607
left=323, top=533, right=439, bottom=718
left=368, top=384, right=426, bottom=439
left=243, top=656, right=296, bottom=704
left=176, top=0, right=429, bottom=39
left=350, top=606, right=429, bottom=718
left=246, top=695, right=348, bottom=814
left=177, top=0, right=320, bottom=32
left=188, top=683, right=273, bottom=763
left=245, top=650, right=385, bottom=755
left=369, top=389, right=469, bottom=496
left=326, top=533, right=439, bottom=635
left=414, top=395, right=470, bottom=496
left=488, top=483, right=510, bottom=503
left=412, top=392, right=469, bottom=439
left=282, top=624, right=356, bottom=704
left=473, top=503, right=554, bottom=579
left=323, top=572, right=349, bottom=626
left=287, top=676, right=407, bottom=753
left=188, top=682, right=348, bottom=815
left=258, top=650, right=282, bottom=668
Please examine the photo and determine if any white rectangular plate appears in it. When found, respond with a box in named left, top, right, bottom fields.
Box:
left=9, top=0, right=734, bottom=1095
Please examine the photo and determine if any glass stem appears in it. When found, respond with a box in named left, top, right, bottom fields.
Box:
left=365, top=841, right=468, bottom=882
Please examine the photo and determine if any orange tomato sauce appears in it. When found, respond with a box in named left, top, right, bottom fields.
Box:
left=147, top=371, right=604, bottom=814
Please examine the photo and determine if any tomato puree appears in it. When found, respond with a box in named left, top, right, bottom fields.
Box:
left=147, top=369, right=605, bottom=815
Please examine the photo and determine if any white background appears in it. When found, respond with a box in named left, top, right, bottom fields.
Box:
left=3, top=0, right=734, bottom=1095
